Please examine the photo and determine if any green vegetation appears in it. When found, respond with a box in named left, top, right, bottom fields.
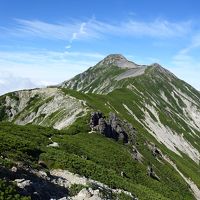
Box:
left=69, top=184, right=86, bottom=196
left=0, top=121, right=195, bottom=200
left=0, top=179, right=30, bottom=200
left=64, top=64, right=127, bottom=93
left=0, top=62, right=200, bottom=199
left=0, top=122, right=59, bottom=165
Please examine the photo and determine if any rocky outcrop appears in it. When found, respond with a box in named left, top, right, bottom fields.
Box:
left=0, top=165, right=68, bottom=200
left=51, top=169, right=136, bottom=200
left=132, top=146, right=143, bottom=162
left=71, top=188, right=102, bottom=200
left=147, top=165, right=160, bottom=181
left=90, top=112, right=136, bottom=144
left=146, top=141, right=163, bottom=158
left=0, top=163, right=136, bottom=200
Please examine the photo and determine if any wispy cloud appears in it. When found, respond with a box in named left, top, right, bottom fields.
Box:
left=0, top=71, right=37, bottom=95
left=0, top=50, right=105, bottom=64
left=0, top=17, right=196, bottom=92
left=11, top=18, right=101, bottom=42
left=1, top=18, right=192, bottom=42
left=65, top=45, right=72, bottom=49
left=105, top=19, right=191, bottom=38
left=0, top=50, right=105, bottom=94
left=179, top=33, right=200, bottom=54
left=170, top=43, right=200, bottom=90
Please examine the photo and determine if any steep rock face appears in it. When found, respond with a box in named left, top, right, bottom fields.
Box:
left=90, top=112, right=136, bottom=143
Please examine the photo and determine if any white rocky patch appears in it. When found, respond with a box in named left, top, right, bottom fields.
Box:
left=182, top=98, right=200, bottom=130
left=123, top=104, right=145, bottom=128
left=164, top=156, right=200, bottom=200
left=13, top=168, right=135, bottom=200
left=123, top=104, right=134, bottom=116
left=171, top=91, right=180, bottom=105
left=5, top=88, right=88, bottom=130
left=71, top=188, right=102, bottom=200
left=47, top=142, right=59, bottom=147
left=184, top=85, right=200, bottom=101
left=160, top=91, right=172, bottom=106
left=170, top=91, right=198, bottom=134
left=115, top=67, right=146, bottom=81
left=107, top=101, right=119, bottom=114
left=172, top=86, right=198, bottom=105
left=143, top=104, right=200, bottom=164
left=50, top=169, right=134, bottom=199
left=127, top=84, right=144, bottom=96
left=85, top=86, right=93, bottom=93
left=15, top=179, right=32, bottom=189
left=54, top=108, right=86, bottom=130
left=172, top=88, right=200, bottom=131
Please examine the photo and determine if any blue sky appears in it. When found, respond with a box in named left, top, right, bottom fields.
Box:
left=0, top=0, right=200, bottom=94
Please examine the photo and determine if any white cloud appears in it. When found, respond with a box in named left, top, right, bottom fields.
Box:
left=179, top=33, right=200, bottom=54
left=0, top=50, right=105, bottom=94
left=65, top=45, right=72, bottom=49
left=1, top=18, right=192, bottom=42
left=114, top=19, right=191, bottom=38
left=168, top=31, right=200, bottom=91
left=82, top=18, right=192, bottom=38
left=170, top=50, right=200, bottom=90
left=10, top=18, right=98, bottom=42
left=70, top=22, right=86, bottom=42
left=0, top=71, right=37, bottom=95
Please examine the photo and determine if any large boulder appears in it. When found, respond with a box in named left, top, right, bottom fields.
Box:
left=89, top=112, right=136, bottom=144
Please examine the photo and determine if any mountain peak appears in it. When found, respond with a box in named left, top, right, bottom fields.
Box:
left=98, top=54, right=139, bottom=69
left=151, top=63, right=162, bottom=68
left=103, top=54, right=127, bottom=61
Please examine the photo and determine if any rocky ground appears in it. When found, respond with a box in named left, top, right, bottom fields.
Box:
left=0, top=163, right=136, bottom=200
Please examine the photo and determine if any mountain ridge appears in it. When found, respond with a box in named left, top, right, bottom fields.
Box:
left=60, top=54, right=179, bottom=94
left=0, top=54, right=200, bottom=199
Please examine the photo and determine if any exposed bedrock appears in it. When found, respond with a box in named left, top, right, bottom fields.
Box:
left=90, top=112, right=136, bottom=144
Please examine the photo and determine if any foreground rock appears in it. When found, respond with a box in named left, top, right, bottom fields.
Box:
left=51, top=169, right=136, bottom=200
left=0, top=164, right=136, bottom=200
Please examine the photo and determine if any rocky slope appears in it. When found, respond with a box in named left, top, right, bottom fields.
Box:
left=1, top=164, right=135, bottom=200
left=0, top=54, right=200, bottom=199
left=0, top=87, right=87, bottom=129
left=60, top=54, right=147, bottom=94
left=60, top=54, right=200, bottom=163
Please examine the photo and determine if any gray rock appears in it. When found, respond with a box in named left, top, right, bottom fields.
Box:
left=15, top=179, right=32, bottom=189
left=90, top=112, right=103, bottom=131
left=89, top=111, right=136, bottom=144
left=98, top=118, right=107, bottom=134
left=11, top=166, right=17, bottom=172
left=147, top=165, right=160, bottom=181
left=146, top=141, right=162, bottom=158
left=132, top=147, right=143, bottom=162
left=152, top=145, right=162, bottom=157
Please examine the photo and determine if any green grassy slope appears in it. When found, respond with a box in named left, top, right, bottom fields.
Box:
left=60, top=65, right=200, bottom=192
left=0, top=122, right=195, bottom=200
